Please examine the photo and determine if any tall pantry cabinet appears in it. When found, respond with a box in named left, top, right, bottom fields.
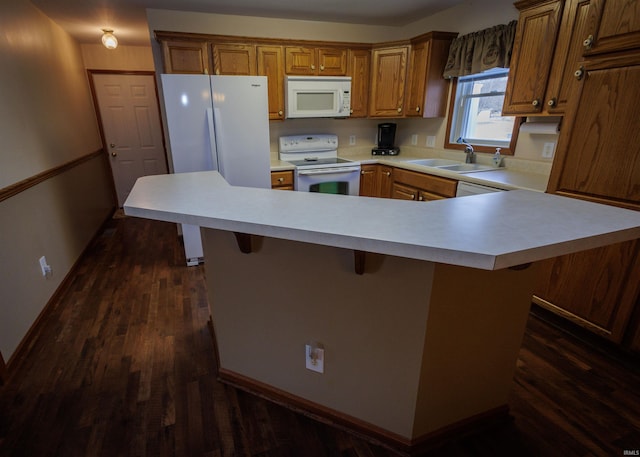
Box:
left=527, top=0, right=640, bottom=347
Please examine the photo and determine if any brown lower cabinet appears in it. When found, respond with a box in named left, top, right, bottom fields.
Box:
left=271, top=170, right=294, bottom=190
left=391, top=168, right=457, bottom=201
left=533, top=240, right=640, bottom=344
left=359, top=164, right=393, bottom=198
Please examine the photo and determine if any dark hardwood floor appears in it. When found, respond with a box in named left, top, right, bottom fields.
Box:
left=1, top=216, right=639, bottom=457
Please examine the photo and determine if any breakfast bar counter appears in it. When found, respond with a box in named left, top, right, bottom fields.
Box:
left=124, top=171, right=640, bottom=452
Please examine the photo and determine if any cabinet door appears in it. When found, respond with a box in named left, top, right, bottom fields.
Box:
left=548, top=55, right=640, bottom=209
left=405, top=41, right=429, bottom=117
left=359, top=164, right=378, bottom=197
left=406, top=35, right=455, bottom=118
left=502, top=0, right=564, bottom=115
left=212, top=44, right=256, bottom=75
left=318, top=48, right=348, bottom=75
left=348, top=49, right=371, bottom=118
left=391, top=182, right=418, bottom=200
left=545, top=0, right=592, bottom=114
left=369, top=46, right=409, bottom=117
left=378, top=165, right=394, bottom=198
left=161, top=40, right=211, bottom=74
left=257, top=46, right=285, bottom=120
left=285, top=47, right=317, bottom=74
left=583, top=0, right=640, bottom=56
left=534, top=240, right=640, bottom=343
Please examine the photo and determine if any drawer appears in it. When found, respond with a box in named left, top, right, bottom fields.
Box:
left=271, top=170, right=294, bottom=189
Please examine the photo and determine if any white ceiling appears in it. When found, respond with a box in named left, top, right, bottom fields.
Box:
left=30, top=0, right=464, bottom=46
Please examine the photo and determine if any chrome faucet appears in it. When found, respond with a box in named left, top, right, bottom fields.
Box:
left=457, top=137, right=475, bottom=163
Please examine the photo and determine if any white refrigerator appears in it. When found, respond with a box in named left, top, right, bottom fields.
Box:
left=161, top=74, right=272, bottom=266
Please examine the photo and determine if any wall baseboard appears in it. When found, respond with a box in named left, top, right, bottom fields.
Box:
left=218, top=367, right=510, bottom=456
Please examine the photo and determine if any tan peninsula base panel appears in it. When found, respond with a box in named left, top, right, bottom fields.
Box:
left=202, top=228, right=539, bottom=449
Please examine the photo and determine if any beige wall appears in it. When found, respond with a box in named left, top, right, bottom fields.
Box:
left=146, top=1, right=554, bottom=162
left=81, top=44, right=155, bottom=71
left=0, top=0, right=114, bottom=360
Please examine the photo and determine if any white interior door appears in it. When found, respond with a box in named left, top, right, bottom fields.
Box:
left=92, top=73, right=167, bottom=206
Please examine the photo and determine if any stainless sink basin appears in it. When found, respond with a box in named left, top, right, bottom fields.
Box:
left=408, top=158, right=460, bottom=167
left=436, top=163, right=495, bottom=173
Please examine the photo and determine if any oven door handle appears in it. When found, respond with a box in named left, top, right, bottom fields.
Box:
left=297, top=167, right=360, bottom=176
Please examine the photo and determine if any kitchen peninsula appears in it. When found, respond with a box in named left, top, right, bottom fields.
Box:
left=124, top=171, right=640, bottom=453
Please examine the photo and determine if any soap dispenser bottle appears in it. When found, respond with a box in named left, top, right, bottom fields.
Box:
left=493, top=148, right=502, bottom=167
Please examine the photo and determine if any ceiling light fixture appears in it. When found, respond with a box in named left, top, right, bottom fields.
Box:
left=101, top=29, right=118, bottom=50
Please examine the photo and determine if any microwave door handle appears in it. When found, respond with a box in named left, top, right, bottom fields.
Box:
left=338, top=90, right=344, bottom=114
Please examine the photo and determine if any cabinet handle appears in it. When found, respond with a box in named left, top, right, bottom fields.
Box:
left=583, top=34, right=594, bottom=50
left=204, top=68, right=209, bottom=75
left=320, top=65, right=324, bottom=71
left=384, top=171, right=391, bottom=177
left=350, top=109, right=354, bottom=114
left=111, top=151, right=117, bottom=157
left=215, top=69, right=220, bottom=75
left=397, top=107, right=402, bottom=113
left=574, top=66, right=584, bottom=80
left=532, top=99, right=540, bottom=107
left=277, top=177, right=284, bottom=182
left=547, top=98, right=557, bottom=107
left=418, top=195, right=424, bottom=201
left=415, top=106, right=421, bottom=112
left=278, top=110, right=283, bottom=116
left=311, top=64, right=316, bottom=70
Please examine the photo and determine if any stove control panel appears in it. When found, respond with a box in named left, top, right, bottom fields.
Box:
left=279, top=134, right=338, bottom=154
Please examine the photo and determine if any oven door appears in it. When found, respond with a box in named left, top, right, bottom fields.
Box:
left=295, top=165, right=361, bottom=195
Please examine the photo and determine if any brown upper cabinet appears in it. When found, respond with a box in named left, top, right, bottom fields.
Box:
left=284, top=47, right=348, bottom=75
left=347, top=49, right=371, bottom=118
left=503, top=0, right=564, bottom=115
left=504, top=0, right=593, bottom=116
left=582, top=0, right=640, bottom=56
left=369, top=45, right=410, bottom=117
left=405, top=32, right=457, bottom=118
left=257, top=46, right=285, bottom=120
left=160, top=38, right=211, bottom=74
left=212, top=43, right=257, bottom=75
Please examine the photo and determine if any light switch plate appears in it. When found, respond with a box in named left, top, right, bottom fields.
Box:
left=426, top=136, right=436, bottom=148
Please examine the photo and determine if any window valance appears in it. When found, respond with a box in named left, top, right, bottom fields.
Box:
left=443, top=20, right=518, bottom=78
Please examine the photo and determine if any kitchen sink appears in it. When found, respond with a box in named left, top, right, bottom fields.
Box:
left=436, top=163, right=495, bottom=173
left=408, top=158, right=460, bottom=167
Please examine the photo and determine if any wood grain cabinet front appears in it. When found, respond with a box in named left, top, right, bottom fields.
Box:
left=212, top=43, right=257, bottom=75
left=369, top=46, right=409, bottom=117
left=405, top=32, right=457, bottom=118
left=257, top=46, right=285, bottom=120
left=347, top=49, right=371, bottom=118
left=285, top=47, right=348, bottom=75
left=271, top=171, right=294, bottom=190
left=581, top=0, right=640, bottom=56
left=359, top=164, right=394, bottom=198
left=160, top=38, right=211, bottom=75
left=539, top=11, right=640, bottom=349
left=391, top=168, right=457, bottom=201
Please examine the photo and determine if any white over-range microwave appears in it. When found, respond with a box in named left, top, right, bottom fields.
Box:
left=285, top=76, right=351, bottom=118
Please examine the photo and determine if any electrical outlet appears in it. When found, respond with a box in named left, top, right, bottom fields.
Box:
left=542, top=142, right=556, bottom=158
left=426, top=136, right=436, bottom=148
left=39, top=256, right=52, bottom=278
left=349, top=135, right=356, bottom=146
left=305, top=344, right=324, bottom=373
left=411, top=134, right=418, bottom=146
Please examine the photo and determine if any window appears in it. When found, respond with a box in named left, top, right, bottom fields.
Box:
left=446, top=68, right=520, bottom=154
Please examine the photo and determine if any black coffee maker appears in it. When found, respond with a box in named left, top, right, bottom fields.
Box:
left=372, top=123, right=400, bottom=156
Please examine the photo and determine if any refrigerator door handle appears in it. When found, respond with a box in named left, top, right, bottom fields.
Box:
left=212, top=107, right=225, bottom=176
left=206, top=108, right=219, bottom=171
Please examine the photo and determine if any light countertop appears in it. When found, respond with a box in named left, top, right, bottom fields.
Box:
left=124, top=171, right=640, bottom=270
left=271, top=148, right=552, bottom=192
